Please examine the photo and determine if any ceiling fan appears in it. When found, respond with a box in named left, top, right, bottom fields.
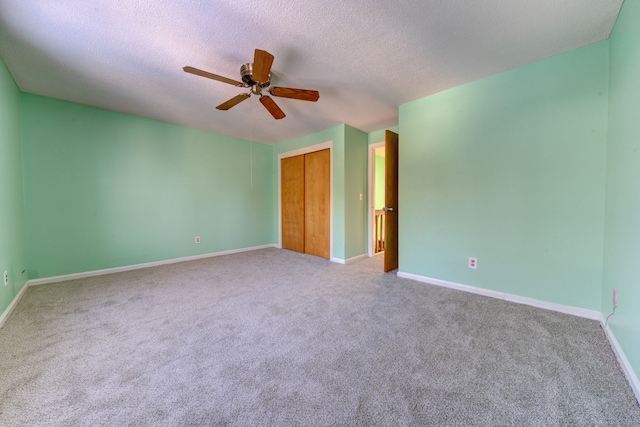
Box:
left=184, top=49, right=320, bottom=120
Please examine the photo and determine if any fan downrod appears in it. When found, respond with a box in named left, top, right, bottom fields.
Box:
left=240, top=63, right=271, bottom=89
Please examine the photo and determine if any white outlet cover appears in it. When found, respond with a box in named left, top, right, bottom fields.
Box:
left=468, top=258, right=478, bottom=269
left=3, top=271, right=8, bottom=286
left=195, top=236, right=201, bottom=244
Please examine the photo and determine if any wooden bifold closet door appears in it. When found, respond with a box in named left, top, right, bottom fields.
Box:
left=281, top=149, right=330, bottom=259
left=281, top=155, right=305, bottom=253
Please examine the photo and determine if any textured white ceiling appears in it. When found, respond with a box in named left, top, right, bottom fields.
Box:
left=0, top=0, right=623, bottom=144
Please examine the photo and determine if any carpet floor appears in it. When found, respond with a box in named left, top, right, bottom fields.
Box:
left=0, top=248, right=639, bottom=426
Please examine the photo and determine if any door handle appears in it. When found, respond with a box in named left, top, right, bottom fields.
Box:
left=382, top=207, right=394, bottom=212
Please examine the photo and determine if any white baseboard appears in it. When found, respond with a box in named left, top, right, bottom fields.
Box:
left=331, top=254, right=367, bottom=265
left=0, top=281, right=29, bottom=330
left=503, top=294, right=601, bottom=320
left=397, top=270, right=639, bottom=405
left=28, top=244, right=277, bottom=287
left=346, top=254, right=368, bottom=263
left=600, top=316, right=640, bottom=405
left=398, top=271, right=503, bottom=299
left=396, top=271, right=601, bottom=320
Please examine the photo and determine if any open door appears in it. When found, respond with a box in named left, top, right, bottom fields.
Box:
left=384, top=130, right=399, bottom=272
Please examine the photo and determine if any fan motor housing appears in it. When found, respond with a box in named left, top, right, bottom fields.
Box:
left=240, top=63, right=271, bottom=88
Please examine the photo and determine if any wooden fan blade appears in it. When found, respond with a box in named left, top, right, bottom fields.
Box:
left=270, top=87, right=320, bottom=102
left=216, top=93, right=251, bottom=110
left=260, top=96, right=285, bottom=120
left=253, top=49, right=274, bottom=83
left=183, top=66, right=244, bottom=87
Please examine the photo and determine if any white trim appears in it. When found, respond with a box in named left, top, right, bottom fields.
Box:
left=397, top=270, right=640, bottom=405
left=601, top=318, right=640, bottom=404
left=346, top=254, right=368, bottom=263
left=330, top=254, right=367, bottom=265
left=27, top=244, right=277, bottom=286
left=0, top=281, right=29, bottom=330
left=277, top=141, right=333, bottom=259
left=278, top=141, right=332, bottom=160
left=396, top=271, right=601, bottom=320
left=504, top=293, right=601, bottom=320
left=368, top=141, right=385, bottom=257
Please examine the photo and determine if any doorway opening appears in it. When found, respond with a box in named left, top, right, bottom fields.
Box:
left=368, top=130, right=399, bottom=272
left=368, top=142, right=385, bottom=257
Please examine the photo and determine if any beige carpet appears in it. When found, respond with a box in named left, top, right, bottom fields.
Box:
left=0, top=248, right=638, bottom=426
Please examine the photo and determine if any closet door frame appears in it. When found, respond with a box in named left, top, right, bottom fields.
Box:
left=277, top=140, right=333, bottom=260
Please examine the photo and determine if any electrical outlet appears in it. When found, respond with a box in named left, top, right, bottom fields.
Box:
left=468, top=257, right=477, bottom=269
left=3, top=271, right=8, bottom=286
left=195, top=236, right=201, bottom=244
left=613, top=288, right=618, bottom=307
left=359, top=193, right=363, bottom=201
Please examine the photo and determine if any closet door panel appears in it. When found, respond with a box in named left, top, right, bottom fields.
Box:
left=304, top=149, right=330, bottom=258
left=281, top=155, right=305, bottom=253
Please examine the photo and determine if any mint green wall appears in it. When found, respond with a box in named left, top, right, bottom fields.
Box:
left=344, top=125, right=368, bottom=259
left=368, top=126, right=398, bottom=145
left=21, top=94, right=273, bottom=279
left=603, top=0, right=640, bottom=382
left=0, top=57, right=28, bottom=315
left=273, top=124, right=346, bottom=260
left=399, top=41, right=609, bottom=310
left=375, top=156, right=385, bottom=210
